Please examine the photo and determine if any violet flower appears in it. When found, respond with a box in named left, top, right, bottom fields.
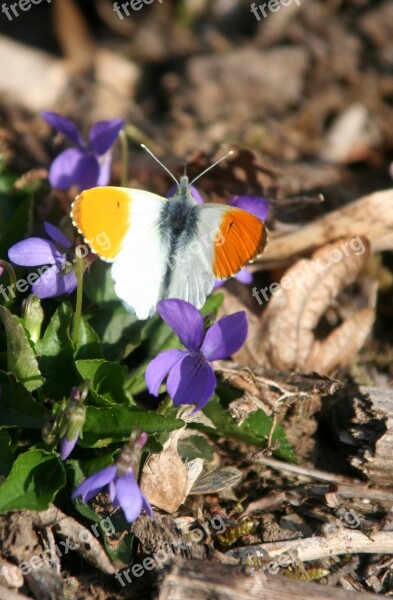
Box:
left=145, top=299, right=247, bottom=412
left=72, top=435, right=153, bottom=523
left=8, top=222, right=77, bottom=299
left=41, top=112, right=124, bottom=190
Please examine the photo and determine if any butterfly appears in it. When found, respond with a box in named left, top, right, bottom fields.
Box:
left=71, top=147, right=268, bottom=320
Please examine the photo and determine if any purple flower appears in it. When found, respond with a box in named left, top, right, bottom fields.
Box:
left=230, top=195, right=269, bottom=222
left=41, top=112, right=124, bottom=190
left=72, top=437, right=153, bottom=523
left=60, top=433, right=79, bottom=461
left=146, top=299, right=248, bottom=412
left=8, top=223, right=77, bottom=299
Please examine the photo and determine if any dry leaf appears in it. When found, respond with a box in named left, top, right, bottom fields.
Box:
left=256, top=237, right=375, bottom=374
left=141, top=447, right=188, bottom=514
left=256, top=188, right=393, bottom=266
left=140, top=430, right=203, bottom=513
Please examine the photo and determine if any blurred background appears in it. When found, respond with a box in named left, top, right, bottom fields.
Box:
left=0, top=0, right=392, bottom=205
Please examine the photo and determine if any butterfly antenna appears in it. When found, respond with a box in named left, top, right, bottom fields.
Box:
left=189, top=150, right=234, bottom=186
left=141, top=144, right=179, bottom=186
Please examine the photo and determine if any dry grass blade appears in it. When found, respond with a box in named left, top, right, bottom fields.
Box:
left=256, top=237, right=375, bottom=374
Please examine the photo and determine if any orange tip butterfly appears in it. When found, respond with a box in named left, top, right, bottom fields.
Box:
left=71, top=146, right=268, bottom=320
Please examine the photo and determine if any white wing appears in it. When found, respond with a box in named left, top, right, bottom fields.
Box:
left=111, top=190, right=169, bottom=320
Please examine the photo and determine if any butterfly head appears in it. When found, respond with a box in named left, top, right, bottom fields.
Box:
left=167, top=175, right=197, bottom=204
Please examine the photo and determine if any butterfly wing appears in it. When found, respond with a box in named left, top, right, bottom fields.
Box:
left=71, top=186, right=169, bottom=319
left=72, top=189, right=267, bottom=318
left=164, top=203, right=267, bottom=307
left=200, top=203, right=268, bottom=279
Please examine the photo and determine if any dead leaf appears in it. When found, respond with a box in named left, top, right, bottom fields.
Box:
left=184, top=145, right=281, bottom=202
left=141, top=447, right=188, bottom=514
left=256, top=189, right=393, bottom=266
left=140, top=430, right=203, bottom=513
left=256, top=237, right=375, bottom=374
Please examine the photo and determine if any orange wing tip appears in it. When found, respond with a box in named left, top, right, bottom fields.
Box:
left=212, top=209, right=268, bottom=279
left=70, top=187, right=132, bottom=262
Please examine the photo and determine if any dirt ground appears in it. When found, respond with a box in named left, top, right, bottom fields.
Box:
left=0, top=1, right=393, bottom=599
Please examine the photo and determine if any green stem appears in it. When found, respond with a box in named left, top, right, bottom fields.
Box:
left=119, top=129, right=129, bottom=187
left=157, top=395, right=173, bottom=415
left=72, top=244, right=85, bottom=346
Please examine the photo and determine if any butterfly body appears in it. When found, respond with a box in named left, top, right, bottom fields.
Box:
left=71, top=176, right=267, bottom=319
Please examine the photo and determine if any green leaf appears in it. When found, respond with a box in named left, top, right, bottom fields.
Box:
left=74, top=317, right=103, bottom=360
left=201, top=292, right=224, bottom=317
left=0, top=429, right=13, bottom=476
left=75, top=359, right=129, bottom=406
left=0, top=371, right=49, bottom=428
left=87, top=306, right=146, bottom=362
left=0, top=449, right=66, bottom=512
left=178, top=434, right=214, bottom=462
left=83, top=261, right=118, bottom=306
left=80, top=405, right=184, bottom=448
left=0, top=306, right=44, bottom=391
left=0, top=196, right=33, bottom=258
left=203, top=392, right=298, bottom=463
left=36, top=304, right=78, bottom=399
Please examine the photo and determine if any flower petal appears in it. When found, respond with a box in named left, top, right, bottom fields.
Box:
left=72, top=465, right=116, bottom=502
left=48, top=148, right=86, bottom=189
left=32, top=265, right=77, bottom=299
left=109, top=479, right=118, bottom=507
left=167, top=354, right=216, bottom=410
left=141, top=492, right=154, bottom=517
left=115, top=472, right=144, bottom=523
left=41, top=111, right=84, bottom=147
left=200, top=311, right=248, bottom=361
left=44, top=222, right=71, bottom=249
left=235, top=268, right=253, bottom=284
left=97, top=152, right=112, bottom=186
left=157, top=299, right=204, bottom=351
left=145, top=348, right=186, bottom=396
left=73, top=155, right=101, bottom=190
left=8, top=239, right=60, bottom=266
left=88, top=118, right=124, bottom=155
left=60, top=432, right=79, bottom=460
left=230, top=195, right=269, bottom=222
